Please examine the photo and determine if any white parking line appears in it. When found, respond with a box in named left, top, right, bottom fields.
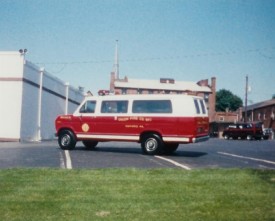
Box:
left=64, top=150, right=72, bottom=169
left=218, top=152, right=275, bottom=165
left=59, top=151, right=66, bottom=169
left=155, top=155, right=191, bottom=170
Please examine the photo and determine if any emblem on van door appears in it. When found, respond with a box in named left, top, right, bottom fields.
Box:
left=82, top=123, right=89, bottom=132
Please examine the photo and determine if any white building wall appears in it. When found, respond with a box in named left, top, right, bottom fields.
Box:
left=0, top=52, right=24, bottom=141
left=0, top=81, right=23, bottom=141
left=20, top=80, right=39, bottom=140
left=0, top=51, right=84, bottom=141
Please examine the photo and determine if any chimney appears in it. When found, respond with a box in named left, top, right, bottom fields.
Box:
left=110, top=72, right=116, bottom=92
left=197, top=79, right=208, bottom=86
left=208, top=77, right=216, bottom=122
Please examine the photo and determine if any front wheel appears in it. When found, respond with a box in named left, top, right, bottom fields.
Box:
left=246, top=135, right=253, bottom=140
left=58, top=130, right=76, bottom=150
left=82, top=140, right=98, bottom=150
left=141, top=134, right=164, bottom=155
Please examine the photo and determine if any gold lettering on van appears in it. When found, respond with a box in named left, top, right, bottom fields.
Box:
left=125, top=125, right=138, bottom=128
left=117, top=117, right=129, bottom=122
left=117, top=117, right=152, bottom=122
left=130, top=117, right=138, bottom=120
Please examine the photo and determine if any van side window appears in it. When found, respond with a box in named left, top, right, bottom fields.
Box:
left=132, top=100, right=172, bottom=113
left=199, top=99, right=206, bottom=114
left=194, top=99, right=200, bottom=114
left=80, top=101, right=96, bottom=113
left=101, top=101, right=128, bottom=113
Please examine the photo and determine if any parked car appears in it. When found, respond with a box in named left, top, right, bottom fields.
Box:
left=222, top=122, right=264, bottom=140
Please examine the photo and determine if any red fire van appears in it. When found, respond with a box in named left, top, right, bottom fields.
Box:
left=55, top=94, right=209, bottom=155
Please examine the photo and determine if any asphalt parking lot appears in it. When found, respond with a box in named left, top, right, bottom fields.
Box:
left=0, top=138, right=274, bottom=169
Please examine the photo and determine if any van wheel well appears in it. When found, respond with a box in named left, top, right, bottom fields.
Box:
left=58, top=128, right=75, bottom=136
left=140, top=131, right=162, bottom=143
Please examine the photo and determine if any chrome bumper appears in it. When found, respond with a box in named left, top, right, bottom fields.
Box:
left=192, top=135, right=210, bottom=143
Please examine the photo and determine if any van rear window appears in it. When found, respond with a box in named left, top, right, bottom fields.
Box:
left=200, top=100, right=206, bottom=114
left=193, top=99, right=206, bottom=114
left=132, top=100, right=172, bottom=113
left=194, top=99, right=200, bottom=114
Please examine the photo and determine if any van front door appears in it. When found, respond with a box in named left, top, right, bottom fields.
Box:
left=76, top=100, right=97, bottom=136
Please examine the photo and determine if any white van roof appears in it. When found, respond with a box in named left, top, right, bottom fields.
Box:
left=84, top=94, right=203, bottom=101
left=76, top=94, right=207, bottom=117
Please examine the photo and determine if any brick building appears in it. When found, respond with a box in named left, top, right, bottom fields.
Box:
left=243, top=99, right=275, bottom=130
left=210, top=110, right=242, bottom=137
left=109, top=71, right=217, bottom=123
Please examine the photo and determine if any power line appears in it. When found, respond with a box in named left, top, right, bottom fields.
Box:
left=33, top=47, right=275, bottom=66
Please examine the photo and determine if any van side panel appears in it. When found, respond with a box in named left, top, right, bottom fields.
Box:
left=74, top=115, right=208, bottom=143
left=77, top=115, right=179, bottom=142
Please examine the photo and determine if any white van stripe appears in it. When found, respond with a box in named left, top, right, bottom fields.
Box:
left=163, top=137, right=190, bottom=142
left=77, top=134, right=190, bottom=143
left=77, top=134, right=139, bottom=141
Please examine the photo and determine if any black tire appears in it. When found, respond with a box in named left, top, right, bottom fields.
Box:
left=163, top=143, right=179, bottom=155
left=224, top=134, right=229, bottom=140
left=58, top=130, right=76, bottom=150
left=141, top=134, right=164, bottom=155
left=246, top=135, right=253, bottom=140
left=82, top=140, right=98, bottom=150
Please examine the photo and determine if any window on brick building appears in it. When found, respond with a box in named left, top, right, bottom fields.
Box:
left=122, top=88, right=127, bottom=94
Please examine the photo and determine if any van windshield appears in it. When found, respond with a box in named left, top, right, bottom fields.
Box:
left=79, top=101, right=96, bottom=113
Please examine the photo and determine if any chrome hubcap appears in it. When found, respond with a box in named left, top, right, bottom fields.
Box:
left=61, top=134, right=71, bottom=146
left=146, top=138, right=157, bottom=151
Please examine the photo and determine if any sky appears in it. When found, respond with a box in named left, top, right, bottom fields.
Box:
left=1, top=0, right=274, bottom=104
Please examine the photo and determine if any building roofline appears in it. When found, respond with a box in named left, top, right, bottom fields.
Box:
left=245, top=99, right=275, bottom=111
left=114, top=78, right=212, bottom=93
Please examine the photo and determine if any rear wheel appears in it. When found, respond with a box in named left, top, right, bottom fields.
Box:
left=224, top=134, right=229, bottom=140
left=141, top=134, right=164, bottom=155
left=82, top=140, right=98, bottom=150
left=163, top=143, right=179, bottom=155
left=58, top=130, right=76, bottom=150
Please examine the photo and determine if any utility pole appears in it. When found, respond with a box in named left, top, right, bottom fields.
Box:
left=113, top=40, right=119, bottom=79
left=244, top=75, right=248, bottom=122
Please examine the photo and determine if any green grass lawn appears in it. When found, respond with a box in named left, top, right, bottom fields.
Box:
left=0, top=168, right=274, bottom=221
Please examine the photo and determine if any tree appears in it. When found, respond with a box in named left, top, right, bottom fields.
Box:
left=216, top=89, right=243, bottom=112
